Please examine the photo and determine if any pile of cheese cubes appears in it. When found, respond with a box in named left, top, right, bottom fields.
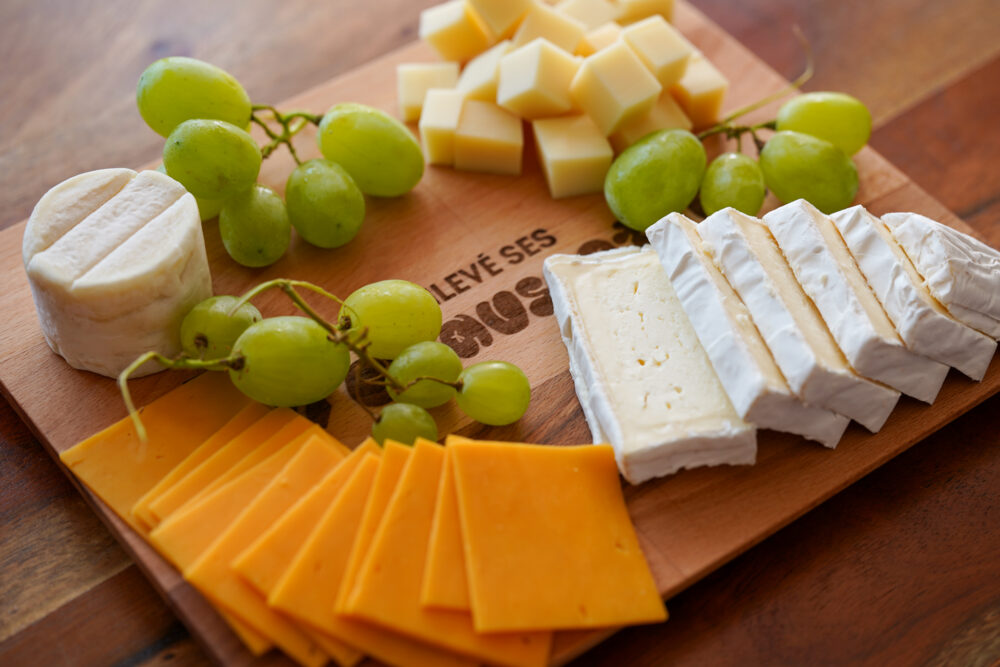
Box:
left=399, top=0, right=729, bottom=198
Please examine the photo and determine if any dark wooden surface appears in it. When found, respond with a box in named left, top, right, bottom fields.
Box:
left=1, top=1, right=998, bottom=665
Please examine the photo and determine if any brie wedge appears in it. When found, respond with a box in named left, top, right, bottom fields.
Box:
left=882, top=212, right=1000, bottom=339
left=763, top=200, right=949, bottom=403
left=544, top=246, right=756, bottom=484
left=647, top=213, right=848, bottom=447
left=698, top=208, right=899, bottom=432
left=831, top=206, right=996, bottom=380
left=23, top=168, right=211, bottom=378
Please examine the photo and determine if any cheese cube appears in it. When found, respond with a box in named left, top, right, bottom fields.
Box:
left=497, top=38, right=580, bottom=119
left=456, top=39, right=513, bottom=100
left=621, top=15, right=692, bottom=87
left=555, top=0, right=619, bottom=30
left=454, top=100, right=524, bottom=175
left=617, top=0, right=675, bottom=24
left=609, top=91, right=691, bottom=152
left=512, top=1, right=586, bottom=54
left=575, top=21, right=622, bottom=57
left=419, top=88, right=466, bottom=165
left=670, top=52, right=728, bottom=129
left=569, top=41, right=662, bottom=135
left=419, top=1, right=492, bottom=62
left=467, top=0, right=531, bottom=38
left=397, top=62, right=459, bottom=122
left=533, top=115, right=613, bottom=198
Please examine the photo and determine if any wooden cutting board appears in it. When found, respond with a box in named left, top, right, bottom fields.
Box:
left=1, top=2, right=997, bottom=665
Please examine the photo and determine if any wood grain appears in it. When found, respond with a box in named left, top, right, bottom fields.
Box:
left=1, top=1, right=999, bottom=666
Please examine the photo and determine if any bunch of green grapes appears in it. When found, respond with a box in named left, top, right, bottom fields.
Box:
left=135, top=57, right=423, bottom=267
left=604, top=92, right=871, bottom=229
left=124, top=279, right=530, bottom=446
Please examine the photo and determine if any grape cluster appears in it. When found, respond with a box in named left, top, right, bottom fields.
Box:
left=122, top=280, right=531, bottom=445
left=136, top=57, right=424, bottom=266
left=605, top=91, right=873, bottom=230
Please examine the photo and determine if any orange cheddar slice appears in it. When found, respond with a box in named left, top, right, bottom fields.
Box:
left=131, top=402, right=272, bottom=530
left=421, top=448, right=470, bottom=610
left=448, top=436, right=667, bottom=632
left=60, top=372, right=251, bottom=533
left=233, top=439, right=382, bottom=599
left=342, top=439, right=552, bottom=667
left=184, top=434, right=347, bottom=667
left=146, top=407, right=298, bottom=523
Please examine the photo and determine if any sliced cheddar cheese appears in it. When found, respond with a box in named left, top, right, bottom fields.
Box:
left=421, top=448, right=471, bottom=610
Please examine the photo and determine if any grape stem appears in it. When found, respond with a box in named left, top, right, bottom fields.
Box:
left=250, top=105, right=323, bottom=165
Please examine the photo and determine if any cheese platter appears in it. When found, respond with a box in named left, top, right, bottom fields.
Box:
left=1, top=1, right=999, bottom=665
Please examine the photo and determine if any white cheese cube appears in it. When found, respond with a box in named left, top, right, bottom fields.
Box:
left=544, top=245, right=756, bottom=484
left=497, top=38, right=580, bottom=119
left=575, top=21, right=622, bottom=57
left=556, top=0, right=619, bottom=30
left=512, top=1, right=587, bottom=54
left=420, top=1, right=492, bottom=63
left=670, top=52, right=727, bottom=129
left=397, top=62, right=460, bottom=122
left=454, top=100, right=524, bottom=175
left=621, top=15, right=693, bottom=87
left=419, top=88, right=466, bottom=165
left=569, top=41, right=662, bottom=135
left=532, top=114, right=613, bottom=198
left=456, top=40, right=514, bottom=101
left=467, top=0, right=532, bottom=38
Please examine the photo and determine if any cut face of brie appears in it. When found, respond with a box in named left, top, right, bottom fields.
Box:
left=763, top=200, right=949, bottom=403
left=544, top=245, right=756, bottom=484
left=832, top=206, right=996, bottom=381
left=698, top=208, right=899, bottom=432
left=23, top=168, right=211, bottom=378
left=882, top=212, right=1000, bottom=339
left=647, top=213, right=848, bottom=448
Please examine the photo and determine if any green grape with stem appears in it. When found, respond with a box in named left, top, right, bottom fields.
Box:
left=456, top=361, right=531, bottom=426
left=386, top=341, right=463, bottom=408
left=340, top=280, right=442, bottom=360
left=219, top=184, right=291, bottom=267
left=371, top=403, right=438, bottom=446
left=699, top=152, right=767, bottom=216
left=180, top=295, right=262, bottom=361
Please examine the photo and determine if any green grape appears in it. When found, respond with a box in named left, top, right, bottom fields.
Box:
left=387, top=342, right=463, bottom=408
left=180, top=295, right=262, bottom=361
left=137, top=57, right=252, bottom=138
left=456, top=361, right=531, bottom=426
left=155, top=163, right=224, bottom=221
left=163, top=119, right=261, bottom=200
left=340, top=280, right=442, bottom=360
left=229, top=316, right=350, bottom=407
left=285, top=159, right=365, bottom=249
left=699, top=152, right=766, bottom=216
left=604, top=129, right=706, bottom=231
left=776, top=92, right=871, bottom=156
left=317, top=103, right=424, bottom=197
left=759, top=130, right=858, bottom=214
left=219, top=185, right=291, bottom=267
left=371, top=402, right=438, bottom=446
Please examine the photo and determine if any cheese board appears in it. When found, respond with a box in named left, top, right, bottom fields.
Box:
left=1, top=1, right=998, bottom=665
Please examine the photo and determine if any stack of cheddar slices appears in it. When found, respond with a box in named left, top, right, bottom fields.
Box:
left=544, top=201, right=1000, bottom=483
left=61, top=375, right=665, bottom=667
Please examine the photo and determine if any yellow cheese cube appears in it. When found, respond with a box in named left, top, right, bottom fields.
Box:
left=533, top=115, right=613, bottom=198
left=467, top=0, right=532, bottom=38
left=397, top=62, right=460, bottom=122
left=512, top=1, right=586, bottom=54
left=575, top=21, right=622, bottom=57
left=556, top=0, right=619, bottom=30
left=569, top=40, right=662, bottom=135
left=609, top=90, right=692, bottom=152
left=617, top=0, right=675, bottom=24
left=454, top=100, right=524, bottom=174
left=420, top=1, right=492, bottom=63
left=456, top=39, right=513, bottom=100
left=670, top=52, right=728, bottom=129
left=419, top=88, right=466, bottom=165
left=497, top=38, right=580, bottom=119
left=621, top=15, right=692, bottom=87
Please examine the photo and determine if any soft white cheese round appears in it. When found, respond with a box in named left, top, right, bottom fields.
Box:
left=23, top=168, right=212, bottom=378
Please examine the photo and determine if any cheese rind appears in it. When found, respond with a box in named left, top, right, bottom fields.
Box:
left=883, top=211, right=1000, bottom=338
left=832, top=206, right=996, bottom=380
left=647, top=213, right=848, bottom=447
left=543, top=245, right=756, bottom=483
left=698, top=208, right=899, bottom=432
left=763, top=200, right=949, bottom=403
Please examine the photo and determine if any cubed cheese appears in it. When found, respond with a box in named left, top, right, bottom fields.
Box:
left=419, top=88, right=466, bottom=165
left=556, top=0, right=619, bottom=30
left=497, top=38, right=581, bottom=118
left=569, top=41, right=662, bottom=135
left=397, top=62, right=459, bottom=122
left=419, top=1, right=492, bottom=62
left=608, top=90, right=691, bottom=152
left=512, top=1, right=586, bottom=54
left=467, top=0, right=532, bottom=38
left=670, top=51, right=728, bottom=129
left=575, top=21, right=622, bottom=57
left=620, top=15, right=693, bottom=87
left=454, top=100, right=524, bottom=175
left=532, top=115, right=613, bottom=198
left=456, top=39, right=514, bottom=100
left=617, top=0, right=675, bottom=24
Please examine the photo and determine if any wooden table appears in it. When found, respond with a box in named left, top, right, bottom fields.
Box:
left=1, top=1, right=998, bottom=665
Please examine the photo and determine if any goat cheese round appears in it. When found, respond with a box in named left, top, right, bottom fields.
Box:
left=23, top=168, right=212, bottom=378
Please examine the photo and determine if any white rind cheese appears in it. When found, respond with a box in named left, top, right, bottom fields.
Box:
left=698, top=208, right=900, bottom=432
left=23, top=168, right=211, bottom=378
left=882, top=212, right=1000, bottom=339
left=831, top=206, right=996, bottom=381
left=763, top=200, right=949, bottom=403
left=647, top=213, right=848, bottom=448
left=544, top=245, right=756, bottom=484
